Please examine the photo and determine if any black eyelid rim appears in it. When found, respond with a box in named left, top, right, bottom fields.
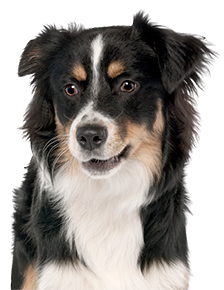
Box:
left=121, top=80, right=136, bottom=92
left=64, top=83, right=79, bottom=96
left=120, top=78, right=139, bottom=90
left=111, top=79, right=139, bottom=95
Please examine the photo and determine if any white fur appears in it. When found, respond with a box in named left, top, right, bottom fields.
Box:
left=68, top=100, right=128, bottom=178
left=38, top=261, right=190, bottom=290
left=53, top=158, right=150, bottom=252
left=68, top=101, right=120, bottom=162
left=91, top=34, right=104, bottom=96
left=37, top=160, right=190, bottom=289
left=144, top=260, right=190, bottom=290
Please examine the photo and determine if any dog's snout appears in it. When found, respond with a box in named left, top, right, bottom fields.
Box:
left=76, top=125, right=108, bottom=150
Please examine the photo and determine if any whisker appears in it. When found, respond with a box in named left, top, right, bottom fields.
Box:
left=113, top=109, right=124, bottom=121
left=41, top=135, right=70, bottom=173
left=42, top=135, right=67, bottom=156
left=63, top=114, right=73, bottom=122
left=51, top=147, right=70, bottom=177
left=46, top=142, right=62, bottom=163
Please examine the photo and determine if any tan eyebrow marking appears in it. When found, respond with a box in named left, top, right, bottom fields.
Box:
left=72, top=63, right=87, bottom=82
left=107, top=60, right=126, bottom=79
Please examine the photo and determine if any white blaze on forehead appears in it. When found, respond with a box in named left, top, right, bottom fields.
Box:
left=91, top=34, right=104, bottom=95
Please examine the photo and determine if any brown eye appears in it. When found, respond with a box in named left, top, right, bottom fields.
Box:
left=65, top=84, right=78, bottom=96
left=120, top=81, right=136, bottom=93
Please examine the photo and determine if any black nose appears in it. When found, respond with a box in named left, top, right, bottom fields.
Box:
left=76, top=125, right=108, bottom=150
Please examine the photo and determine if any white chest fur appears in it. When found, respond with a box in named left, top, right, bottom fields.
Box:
left=37, top=160, right=150, bottom=289
left=37, top=160, right=189, bottom=289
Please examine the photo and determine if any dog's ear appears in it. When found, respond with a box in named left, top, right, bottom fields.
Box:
left=19, top=27, right=63, bottom=140
left=133, top=9, right=220, bottom=94
left=17, top=25, right=61, bottom=77
left=17, top=21, right=88, bottom=77
left=17, top=21, right=86, bottom=145
left=153, top=26, right=220, bottom=161
left=152, top=30, right=213, bottom=94
left=133, top=9, right=220, bottom=164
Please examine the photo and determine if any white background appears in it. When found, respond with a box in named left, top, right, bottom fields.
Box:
left=1, top=0, right=223, bottom=289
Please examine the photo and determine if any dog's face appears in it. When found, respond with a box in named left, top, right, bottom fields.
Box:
left=51, top=32, right=164, bottom=179
left=19, top=13, right=213, bottom=184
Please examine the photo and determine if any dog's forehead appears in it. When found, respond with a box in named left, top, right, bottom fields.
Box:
left=70, top=25, right=151, bottom=76
left=71, top=32, right=128, bottom=81
left=65, top=32, right=131, bottom=104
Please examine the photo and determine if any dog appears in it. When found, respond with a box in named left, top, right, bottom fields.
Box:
left=11, top=12, right=214, bottom=290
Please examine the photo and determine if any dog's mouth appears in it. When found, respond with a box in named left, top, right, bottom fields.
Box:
left=81, top=145, right=130, bottom=176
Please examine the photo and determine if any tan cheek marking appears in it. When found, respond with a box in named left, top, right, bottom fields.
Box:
left=136, top=132, right=163, bottom=181
left=126, top=121, right=163, bottom=182
left=72, top=63, right=87, bottom=82
left=107, top=60, right=126, bottom=79
left=55, top=112, right=71, bottom=135
left=55, top=112, right=73, bottom=163
left=153, top=99, right=164, bottom=135
left=55, top=113, right=80, bottom=175
left=22, top=265, right=36, bottom=290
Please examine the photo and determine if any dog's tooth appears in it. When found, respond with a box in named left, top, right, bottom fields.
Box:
left=110, top=157, right=115, bottom=163
left=114, top=156, right=119, bottom=163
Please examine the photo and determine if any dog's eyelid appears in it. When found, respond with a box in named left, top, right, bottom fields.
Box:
left=120, top=80, right=136, bottom=93
left=111, top=78, right=139, bottom=95
left=64, top=84, right=79, bottom=97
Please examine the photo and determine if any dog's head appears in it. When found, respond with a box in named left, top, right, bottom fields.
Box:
left=19, top=13, right=214, bottom=188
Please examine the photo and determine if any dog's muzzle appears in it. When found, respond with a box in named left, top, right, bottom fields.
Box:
left=75, top=124, right=129, bottom=177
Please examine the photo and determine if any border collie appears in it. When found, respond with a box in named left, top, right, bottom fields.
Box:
left=11, top=12, right=214, bottom=290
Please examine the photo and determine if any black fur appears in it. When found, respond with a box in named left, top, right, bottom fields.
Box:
left=12, top=12, right=214, bottom=289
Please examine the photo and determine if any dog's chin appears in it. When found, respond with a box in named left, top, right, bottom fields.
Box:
left=79, top=145, right=131, bottom=179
